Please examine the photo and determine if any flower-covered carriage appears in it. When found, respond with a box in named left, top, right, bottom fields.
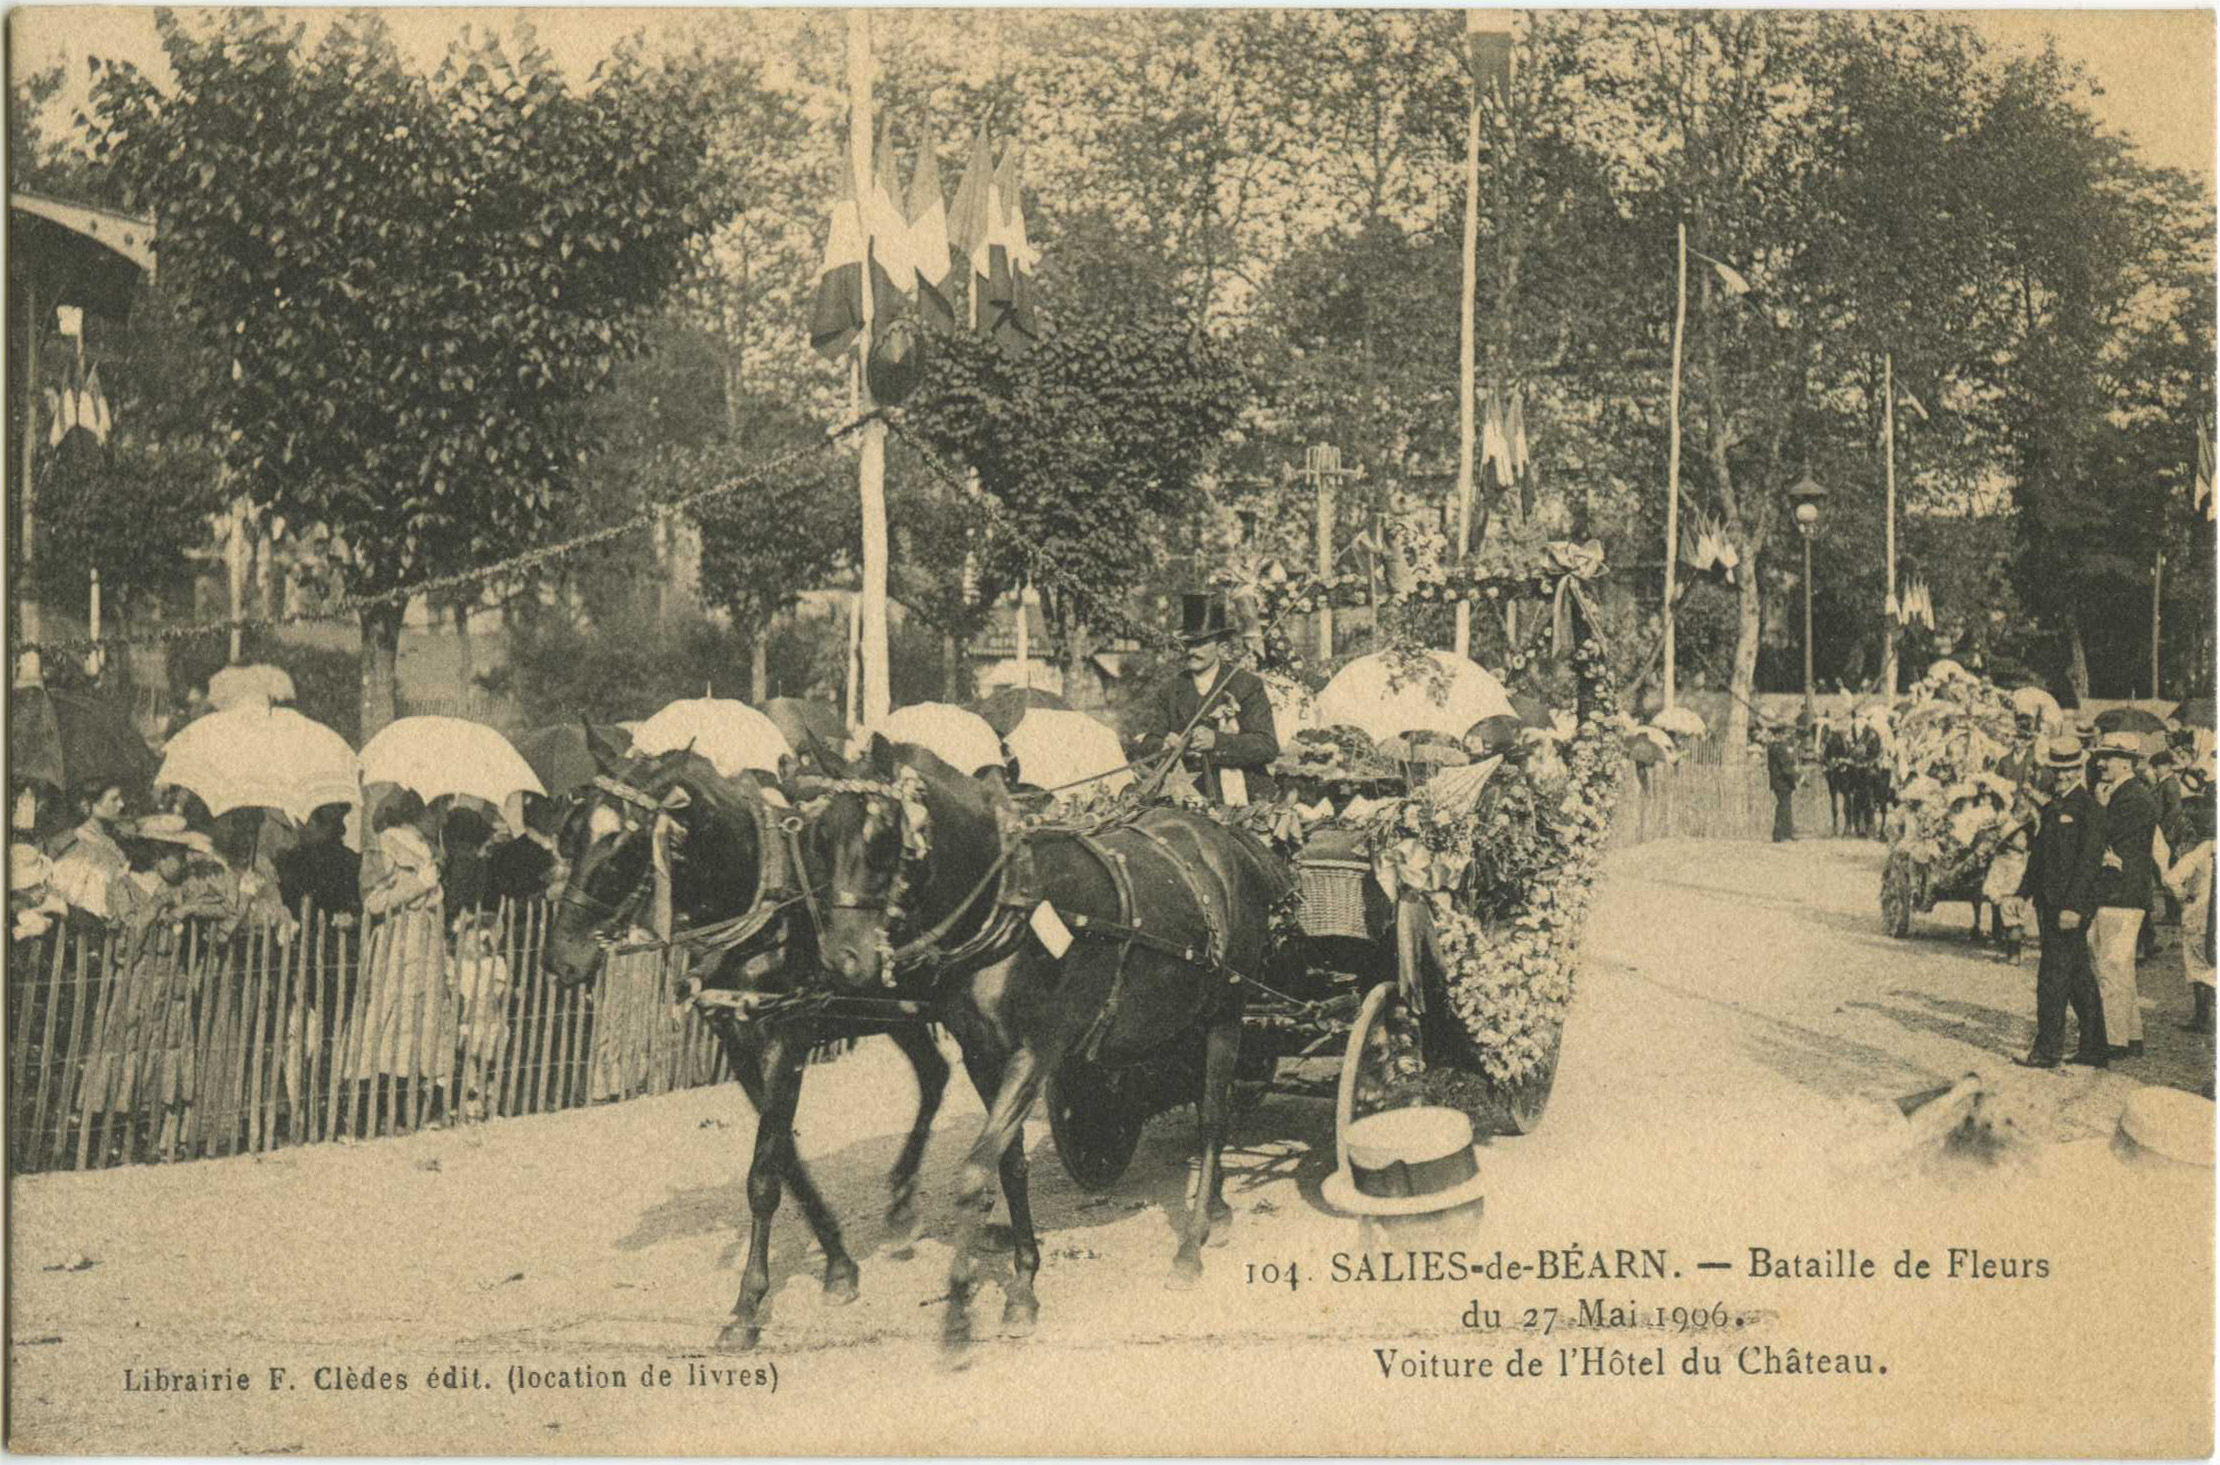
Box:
left=1039, top=538, right=1627, bottom=1190
left=1878, top=666, right=2036, bottom=942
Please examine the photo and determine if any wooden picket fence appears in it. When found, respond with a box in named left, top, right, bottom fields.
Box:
left=1612, top=758, right=1836, bottom=847
left=5, top=897, right=741, bottom=1175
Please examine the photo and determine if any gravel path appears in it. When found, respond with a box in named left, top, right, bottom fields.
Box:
left=9, top=837, right=2211, bottom=1455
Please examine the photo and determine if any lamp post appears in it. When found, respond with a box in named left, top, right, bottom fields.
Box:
left=1788, top=472, right=1829, bottom=736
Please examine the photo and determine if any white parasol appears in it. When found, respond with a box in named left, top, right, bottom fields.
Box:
left=2008, top=686, right=2063, bottom=725
left=632, top=698, right=792, bottom=779
left=1315, top=649, right=1514, bottom=744
left=359, top=716, right=545, bottom=807
left=155, top=704, right=358, bottom=823
left=1651, top=705, right=1707, bottom=739
left=862, top=702, right=1005, bottom=776
left=1006, top=709, right=1133, bottom=795
left=206, top=663, right=296, bottom=711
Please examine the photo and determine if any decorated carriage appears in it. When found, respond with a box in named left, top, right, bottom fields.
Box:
left=1877, top=666, right=2038, bottom=941
left=1040, top=538, right=1626, bottom=1191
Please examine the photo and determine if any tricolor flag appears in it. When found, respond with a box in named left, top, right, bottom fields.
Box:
left=868, top=119, right=915, bottom=313
left=808, top=155, right=867, bottom=361
left=947, top=124, right=995, bottom=317
left=1480, top=385, right=1512, bottom=487
left=980, top=141, right=1041, bottom=354
left=1506, top=392, right=1529, bottom=477
left=908, top=119, right=956, bottom=330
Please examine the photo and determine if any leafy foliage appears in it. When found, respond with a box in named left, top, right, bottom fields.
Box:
left=85, top=11, right=710, bottom=723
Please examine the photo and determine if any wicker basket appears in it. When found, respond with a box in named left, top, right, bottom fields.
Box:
left=1299, top=859, right=1376, bottom=940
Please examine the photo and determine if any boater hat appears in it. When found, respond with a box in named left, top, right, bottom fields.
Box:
left=2039, top=735, right=2087, bottom=770
left=2089, top=730, right=2145, bottom=764
left=1323, top=1105, right=1491, bottom=1217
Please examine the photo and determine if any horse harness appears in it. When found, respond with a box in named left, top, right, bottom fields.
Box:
left=589, top=772, right=804, bottom=977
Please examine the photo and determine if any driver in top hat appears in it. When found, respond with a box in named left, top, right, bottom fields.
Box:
left=1157, top=594, right=1278, bottom=806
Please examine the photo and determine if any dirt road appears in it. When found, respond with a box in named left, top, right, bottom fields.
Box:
left=9, top=837, right=2211, bottom=1455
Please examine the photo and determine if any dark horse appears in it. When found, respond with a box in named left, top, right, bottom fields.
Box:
left=541, top=727, right=952, bottom=1352
left=800, top=734, right=1291, bottom=1348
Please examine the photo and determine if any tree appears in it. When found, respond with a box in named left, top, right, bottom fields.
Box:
left=89, top=12, right=708, bottom=733
left=903, top=303, right=1252, bottom=683
left=692, top=408, right=861, bottom=702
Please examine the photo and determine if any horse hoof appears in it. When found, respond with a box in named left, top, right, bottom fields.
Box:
left=715, top=1320, right=762, bottom=1352
left=1165, top=1257, right=1203, bottom=1291
left=822, top=1263, right=860, bottom=1307
left=1000, top=1298, right=1040, bottom=1338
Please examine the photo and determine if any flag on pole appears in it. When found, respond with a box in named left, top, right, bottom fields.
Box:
left=808, top=154, right=867, bottom=360
left=908, top=119, right=956, bottom=330
left=1506, top=392, right=1528, bottom=477
left=2196, top=416, right=2215, bottom=522
left=1468, top=9, right=1513, bottom=102
left=868, top=118, right=915, bottom=314
left=980, top=140, right=1040, bottom=354
left=1708, top=259, right=1752, bottom=296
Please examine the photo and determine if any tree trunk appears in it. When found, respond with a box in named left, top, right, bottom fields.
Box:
left=942, top=631, right=960, bottom=702
left=749, top=622, right=770, bottom=705
left=452, top=600, right=474, bottom=704
left=360, top=603, right=405, bottom=739
left=1726, top=568, right=1763, bottom=750
left=2066, top=613, right=2091, bottom=703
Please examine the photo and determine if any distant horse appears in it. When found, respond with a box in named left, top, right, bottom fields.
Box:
left=542, top=728, right=951, bottom=1352
left=799, top=733, right=1292, bottom=1350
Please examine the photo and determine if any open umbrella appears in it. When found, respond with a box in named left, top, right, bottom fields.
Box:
left=512, top=724, right=628, bottom=796
left=864, top=702, right=1005, bottom=776
left=155, top=704, right=357, bottom=823
left=11, top=683, right=156, bottom=795
left=973, top=686, right=1070, bottom=738
left=2008, top=685, right=2062, bottom=724
left=360, top=716, right=544, bottom=807
left=1006, top=709, right=1132, bottom=794
left=1315, top=650, right=1514, bottom=744
left=2095, top=705, right=2169, bottom=736
left=1651, top=705, right=1708, bottom=739
left=633, top=698, right=791, bottom=779
left=206, top=663, right=296, bottom=711
left=1508, top=691, right=1554, bottom=731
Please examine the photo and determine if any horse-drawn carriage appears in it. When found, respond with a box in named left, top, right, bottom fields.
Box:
left=1878, top=669, right=2036, bottom=943
left=540, top=540, right=1621, bottom=1352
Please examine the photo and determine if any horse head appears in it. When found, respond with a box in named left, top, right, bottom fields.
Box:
left=545, top=723, right=759, bottom=988
left=799, top=732, right=1006, bottom=991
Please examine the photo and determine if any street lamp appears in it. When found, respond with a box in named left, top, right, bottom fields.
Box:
left=1787, top=472, right=1829, bottom=734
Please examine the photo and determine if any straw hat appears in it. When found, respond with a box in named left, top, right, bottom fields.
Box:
left=2089, top=730, right=2144, bottom=765
left=130, top=813, right=215, bottom=856
left=1322, top=1105, right=1490, bottom=1218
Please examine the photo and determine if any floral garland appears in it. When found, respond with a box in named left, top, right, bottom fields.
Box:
left=1230, top=537, right=1625, bottom=1089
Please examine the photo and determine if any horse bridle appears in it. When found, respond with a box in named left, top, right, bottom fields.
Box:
left=554, top=773, right=668, bottom=951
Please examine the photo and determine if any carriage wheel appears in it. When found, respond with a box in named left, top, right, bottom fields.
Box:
left=1045, top=1057, right=1147, bottom=1193
left=1881, top=852, right=1915, bottom=938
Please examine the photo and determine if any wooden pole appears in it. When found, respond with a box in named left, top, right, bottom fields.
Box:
left=849, top=11, right=892, bottom=726
left=1882, top=351, right=1899, bottom=700
left=19, top=276, right=42, bottom=649
left=1015, top=576, right=1031, bottom=687
left=2152, top=548, right=2163, bottom=699
left=1664, top=221, right=1688, bottom=713
left=1316, top=461, right=1336, bottom=662
left=1802, top=532, right=1817, bottom=730
left=1454, top=14, right=1482, bottom=660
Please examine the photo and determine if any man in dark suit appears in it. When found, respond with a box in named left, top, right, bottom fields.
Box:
left=1158, top=594, right=1278, bottom=806
left=1764, top=723, right=1800, bottom=842
left=2015, top=736, right=2108, bottom=1068
left=2088, top=731, right=2158, bottom=1057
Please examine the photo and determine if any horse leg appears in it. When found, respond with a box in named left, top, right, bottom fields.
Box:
left=943, top=1035, right=1049, bottom=1354
left=718, top=1029, right=806, bottom=1352
left=882, top=1021, right=952, bottom=1246
left=1169, top=1010, right=1241, bottom=1289
left=716, top=1021, right=859, bottom=1305
left=956, top=1044, right=1041, bottom=1337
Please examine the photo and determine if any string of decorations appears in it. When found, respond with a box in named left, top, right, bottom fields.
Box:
left=15, top=417, right=874, bottom=658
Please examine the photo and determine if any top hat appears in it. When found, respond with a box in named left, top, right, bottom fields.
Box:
left=2089, top=730, right=2145, bottom=763
left=2038, top=734, right=2087, bottom=770
left=1179, top=593, right=1235, bottom=646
